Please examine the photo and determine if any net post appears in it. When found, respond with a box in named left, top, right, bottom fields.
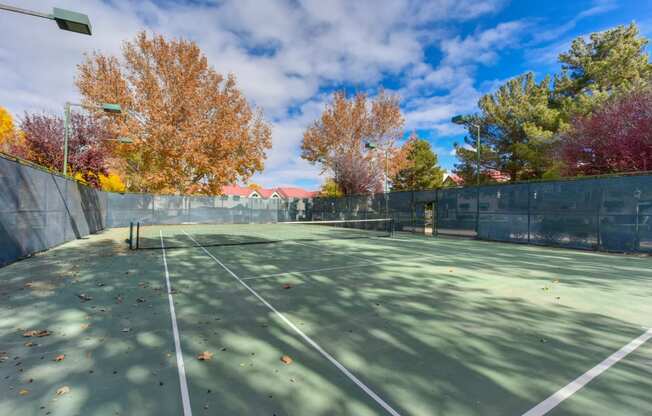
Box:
left=129, top=222, right=133, bottom=250
left=136, top=222, right=140, bottom=249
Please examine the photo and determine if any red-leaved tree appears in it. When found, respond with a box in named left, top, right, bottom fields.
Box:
left=331, top=151, right=384, bottom=195
left=561, top=89, right=652, bottom=175
left=18, top=112, right=111, bottom=187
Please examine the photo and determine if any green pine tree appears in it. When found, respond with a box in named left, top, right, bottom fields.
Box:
left=454, top=73, right=562, bottom=182
left=553, top=23, right=652, bottom=119
left=392, top=136, right=444, bottom=191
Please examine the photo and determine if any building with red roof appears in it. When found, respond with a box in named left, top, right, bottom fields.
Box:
left=275, top=187, right=319, bottom=199
left=220, top=185, right=316, bottom=200
left=443, top=170, right=510, bottom=187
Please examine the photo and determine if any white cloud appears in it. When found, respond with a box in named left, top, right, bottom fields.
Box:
left=441, top=21, right=528, bottom=66
left=1, top=0, right=515, bottom=189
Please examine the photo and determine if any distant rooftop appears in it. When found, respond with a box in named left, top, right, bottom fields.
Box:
left=221, top=185, right=318, bottom=199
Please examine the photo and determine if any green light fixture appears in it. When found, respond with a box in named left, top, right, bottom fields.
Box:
left=0, top=3, right=92, bottom=35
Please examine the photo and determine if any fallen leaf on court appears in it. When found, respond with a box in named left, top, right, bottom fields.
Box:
left=282, top=283, right=292, bottom=289
left=24, top=282, right=33, bottom=288
left=77, top=293, right=92, bottom=302
left=19, top=389, right=29, bottom=396
left=55, top=386, right=70, bottom=396
left=280, top=355, right=293, bottom=365
left=448, top=269, right=453, bottom=272
left=552, top=278, right=560, bottom=283
left=54, top=354, right=65, bottom=362
left=24, top=342, right=35, bottom=347
left=23, top=329, right=50, bottom=337
left=80, top=323, right=90, bottom=330
left=197, top=351, right=213, bottom=361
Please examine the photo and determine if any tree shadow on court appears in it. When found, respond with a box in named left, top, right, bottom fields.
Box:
left=0, top=230, right=651, bottom=416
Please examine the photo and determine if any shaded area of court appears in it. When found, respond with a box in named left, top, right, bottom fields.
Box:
left=1, top=227, right=651, bottom=415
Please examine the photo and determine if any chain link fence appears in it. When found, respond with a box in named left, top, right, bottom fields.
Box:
left=2, top=149, right=650, bottom=267
left=0, top=153, right=106, bottom=266
left=306, top=174, right=652, bottom=253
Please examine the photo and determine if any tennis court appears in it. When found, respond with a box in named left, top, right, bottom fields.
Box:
left=1, top=222, right=651, bottom=416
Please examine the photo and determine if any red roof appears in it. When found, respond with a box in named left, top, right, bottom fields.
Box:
left=258, top=188, right=278, bottom=198
left=275, top=187, right=318, bottom=198
left=221, top=185, right=257, bottom=197
left=486, top=169, right=510, bottom=182
left=445, top=173, right=464, bottom=185
left=221, top=185, right=316, bottom=199
left=444, top=170, right=510, bottom=185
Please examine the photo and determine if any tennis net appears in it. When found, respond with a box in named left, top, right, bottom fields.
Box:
left=130, top=218, right=394, bottom=249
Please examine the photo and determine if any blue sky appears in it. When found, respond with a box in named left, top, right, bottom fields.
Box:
left=1, top=0, right=651, bottom=190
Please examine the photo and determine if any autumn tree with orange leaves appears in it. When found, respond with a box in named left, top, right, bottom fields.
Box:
left=76, top=32, right=272, bottom=194
left=301, top=91, right=404, bottom=195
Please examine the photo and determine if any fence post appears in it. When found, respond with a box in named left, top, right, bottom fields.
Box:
left=527, top=182, right=531, bottom=244
left=596, top=180, right=602, bottom=251
left=476, top=185, right=480, bottom=239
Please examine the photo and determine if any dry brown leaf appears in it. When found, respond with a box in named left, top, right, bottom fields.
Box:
left=197, top=351, right=213, bottom=361
left=77, top=293, right=92, bottom=302
left=280, top=355, right=293, bottom=365
left=19, top=389, right=29, bottom=396
left=80, top=323, right=90, bottom=330
left=54, top=354, right=65, bottom=362
left=282, top=283, right=292, bottom=290
left=55, top=386, right=70, bottom=396
left=23, top=329, right=50, bottom=337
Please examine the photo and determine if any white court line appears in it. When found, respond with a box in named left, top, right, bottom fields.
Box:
left=182, top=230, right=402, bottom=416
left=290, top=239, right=377, bottom=264
left=160, top=231, right=193, bottom=416
left=240, top=252, right=447, bottom=281
left=242, top=263, right=374, bottom=280
left=522, top=327, right=652, bottom=416
left=244, top=229, right=379, bottom=264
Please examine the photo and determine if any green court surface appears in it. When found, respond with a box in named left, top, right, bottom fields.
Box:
left=1, top=226, right=651, bottom=416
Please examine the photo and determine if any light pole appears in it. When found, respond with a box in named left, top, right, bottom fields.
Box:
left=452, top=115, right=483, bottom=237
left=364, top=142, right=389, bottom=219
left=63, top=102, right=123, bottom=176
left=0, top=3, right=92, bottom=35
left=452, top=115, right=481, bottom=186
